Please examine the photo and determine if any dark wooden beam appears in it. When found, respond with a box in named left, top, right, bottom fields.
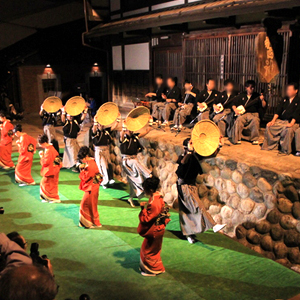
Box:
left=203, top=16, right=236, bottom=27
left=125, top=29, right=151, bottom=36
left=265, top=8, right=300, bottom=18
left=159, top=23, right=188, bottom=32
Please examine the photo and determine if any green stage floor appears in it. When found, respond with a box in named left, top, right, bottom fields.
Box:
left=1, top=153, right=300, bottom=300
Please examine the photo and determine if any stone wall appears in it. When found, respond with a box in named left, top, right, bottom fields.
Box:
left=109, top=134, right=300, bottom=269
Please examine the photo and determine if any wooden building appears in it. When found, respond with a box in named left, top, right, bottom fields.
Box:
left=84, top=0, right=300, bottom=117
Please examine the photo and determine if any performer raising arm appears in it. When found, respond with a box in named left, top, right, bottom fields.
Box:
left=176, top=138, right=225, bottom=244
left=77, top=146, right=102, bottom=229
left=0, top=112, right=15, bottom=169
left=120, top=125, right=152, bottom=207
left=38, top=134, right=62, bottom=203
left=14, top=124, right=37, bottom=186
left=61, top=106, right=87, bottom=171
left=138, top=176, right=170, bottom=277
left=262, top=83, right=300, bottom=155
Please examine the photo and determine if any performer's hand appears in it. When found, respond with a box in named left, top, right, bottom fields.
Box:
left=166, top=99, right=171, bottom=103
left=185, top=91, right=191, bottom=95
left=260, top=94, right=265, bottom=101
left=39, top=151, right=44, bottom=158
left=145, top=93, right=150, bottom=97
left=178, top=102, right=183, bottom=106
left=286, top=123, right=293, bottom=128
left=234, top=108, right=240, bottom=115
left=267, top=121, right=275, bottom=127
left=162, top=94, right=167, bottom=100
left=79, top=164, right=85, bottom=170
left=140, top=202, right=147, bottom=207
left=188, top=141, right=194, bottom=151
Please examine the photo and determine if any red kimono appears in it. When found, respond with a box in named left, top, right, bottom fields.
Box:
left=40, top=144, right=61, bottom=202
left=137, top=192, right=170, bottom=275
left=0, top=120, right=14, bottom=168
left=15, top=134, right=37, bottom=185
left=79, top=158, right=102, bottom=228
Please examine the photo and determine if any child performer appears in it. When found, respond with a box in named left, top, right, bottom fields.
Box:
left=77, top=146, right=103, bottom=229
left=137, top=176, right=170, bottom=277
left=14, top=124, right=37, bottom=186
left=38, top=134, right=62, bottom=203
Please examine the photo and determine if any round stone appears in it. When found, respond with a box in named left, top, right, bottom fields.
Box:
left=215, top=157, right=225, bottom=169
left=273, top=181, right=285, bottom=194
left=292, top=202, right=300, bottom=219
left=267, top=209, right=282, bottom=224
left=236, top=225, right=247, bottom=239
left=204, top=174, right=215, bottom=187
left=171, top=153, right=178, bottom=163
left=209, top=168, right=220, bottom=178
left=273, top=242, right=288, bottom=259
left=279, top=173, right=294, bottom=187
left=196, top=174, right=206, bottom=184
left=205, top=157, right=216, bottom=166
left=242, top=214, right=257, bottom=229
left=227, top=193, right=240, bottom=209
left=158, top=141, right=167, bottom=151
left=255, top=220, right=271, bottom=234
left=220, top=168, right=232, bottom=180
left=242, top=172, right=257, bottom=188
left=208, top=205, right=221, bottom=215
left=284, top=229, right=300, bottom=247
left=264, top=192, right=276, bottom=209
left=246, top=229, right=261, bottom=244
left=240, top=198, right=255, bottom=214
left=237, top=162, right=250, bottom=174
left=264, top=251, right=275, bottom=260
left=158, top=158, right=166, bottom=169
left=215, top=178, right=226, bottom=191
left=275, top=258, right=291, bottom=268
left=250, top=166, right=262, bottom=179
left=288, top=248, right=300, bottom=264
left=261, top=235, right=273, bottom=251
left=284, top=185, right=299, bottom=202
left=202, top=197, right=211, bottom=210
left=253, top=203, right=267, bottom=219
left=167, top=143, right=175, bottom=153
left=257, top=177, right=272, bottom=192
left=150, top=157, right=157, bottom=167
left=156, top=148, right=164, bottom=159
left=249, top=187, right=264, bottom=203
left=114, top=146, right=121, bottom=156
left=232, top=170, right=243, bottom=184
left=270, top=224, right=284, bottom=241
left=225, top=159, right=237, bottom=171
left=213, top=214, right=222, bottom=224
left=225, top=180, right=236, bottom=194
left=261, top=169, right=278, bottom=185
left=239, top=238, right=251, bottom=248
left=200, top=161, right=213, bottom=173
left=198, top=184, right=208, bottom=198
left=208, top=187, right=219, bottom=202
left=231, top=210, right=244, bottom=226
left=166, top=161, right=175, bottom=172
left=219, top=191, right=230, bottom=204
left=237, top=183, right=250, bottom=199
left=280, top=215, right=297, bottom=230
left=174, top=145, right=183, bottom=156
left=221, top=205, right=233, bottom=219
left=277, top=198, right=293, bottom=213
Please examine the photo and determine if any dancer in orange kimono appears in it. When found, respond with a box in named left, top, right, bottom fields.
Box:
left=77, top=146, right=102, bottom=229
left=14, top=124, right=37, bottom=186
left=137, top=176, right=170, bottom=276
left=0, top=113, right=15, bottom=169
left=38, top=134, right=61, bottom=203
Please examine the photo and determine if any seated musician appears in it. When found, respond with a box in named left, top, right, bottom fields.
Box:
left=145, top=74, right=167, bottom=125
left=172, top=79, right=199, bottom=130
left=212, top=79, right=237, bottom=137
left=231, top=80, right=266, bottom=145
left=162, top=77, right=182, bottom=126
left=197, top=78, right=220, bottom=121
left=262, top=83, right=300, bottom=155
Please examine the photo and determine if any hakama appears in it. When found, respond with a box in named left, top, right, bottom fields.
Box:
left=62, top=137, right=80, bottom=168
left=43, top=124, right=57, bottom=142
left=122, top=155, right=151, bottom=198
left=79, top=159, right=102, bottom=228
left=94, top=145, right=113, bottom=186
left=15, top=134, right=36, bottom=185
left=138, top=193, right=170, bottom=275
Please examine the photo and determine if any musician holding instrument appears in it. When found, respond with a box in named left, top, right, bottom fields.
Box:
left=197, top=78, right=220, bottom=122
left=262, top=83, right=300, bottom=155
left=231, top=80, right=266, bottom=145
left=172, top=79, right=199, bottom=131
left=161, top=77, right=182, bottom=126
left=212, top=79, right=238, bottom=137
left=145, top=74, right=167, bottom=124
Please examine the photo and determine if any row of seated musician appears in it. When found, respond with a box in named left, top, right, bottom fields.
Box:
left=146, top=75, right=300, bottom=155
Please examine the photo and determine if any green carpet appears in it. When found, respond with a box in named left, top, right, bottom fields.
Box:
left=1, top=153, right=300, bottom=300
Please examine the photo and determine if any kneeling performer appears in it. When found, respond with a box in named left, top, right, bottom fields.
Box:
left=38, top=134, right=62, bottom=203
left=176, top=138, right=225, bottom=244
left=262, top=83, right=300, bottom=154
left=120, top=126, right=152, bottom=207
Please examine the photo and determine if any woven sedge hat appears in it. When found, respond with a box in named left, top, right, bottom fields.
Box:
left=191, top=120, right=220, bottom=157
left=43, top=96, right=62, bottom=113
left=65, top=96, right=86, bottom=116
left=125, top=106, right=150, bottom=132
left=95, top=102, right=119, bottom=126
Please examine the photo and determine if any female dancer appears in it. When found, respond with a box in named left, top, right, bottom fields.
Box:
left=38, top=134, right=62, bottom=203
left=138, top=176, right=170, bottom=276
left=77, top=146, right=102, bottom=229
left=14, top=124, right=37, bottom=186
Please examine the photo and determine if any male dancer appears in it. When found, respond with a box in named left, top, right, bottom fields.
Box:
left=14, top=124, right=37, bottom=186
left=120, top=125, right=152, bottom=207
left=61, top=106, right=87, bottom=171
left=172, top=79, right=199, bottom=131
left=0, top=112, right=15, bottom=169
left=145, top=74, right=167, bottom=124
left=92, top=120, right=118, bottom=189
left=176, top=138, right=225, bottom=244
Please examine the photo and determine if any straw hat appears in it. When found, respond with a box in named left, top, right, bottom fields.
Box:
left=191, top=120, right=220, bottom=157
left=95, top=102, right=119, bottom=126
left=125, top=106, right=150, bottom=132
left=43, top=96, right=62, bottom=113
left=65, top=96, right=86, bottom=116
